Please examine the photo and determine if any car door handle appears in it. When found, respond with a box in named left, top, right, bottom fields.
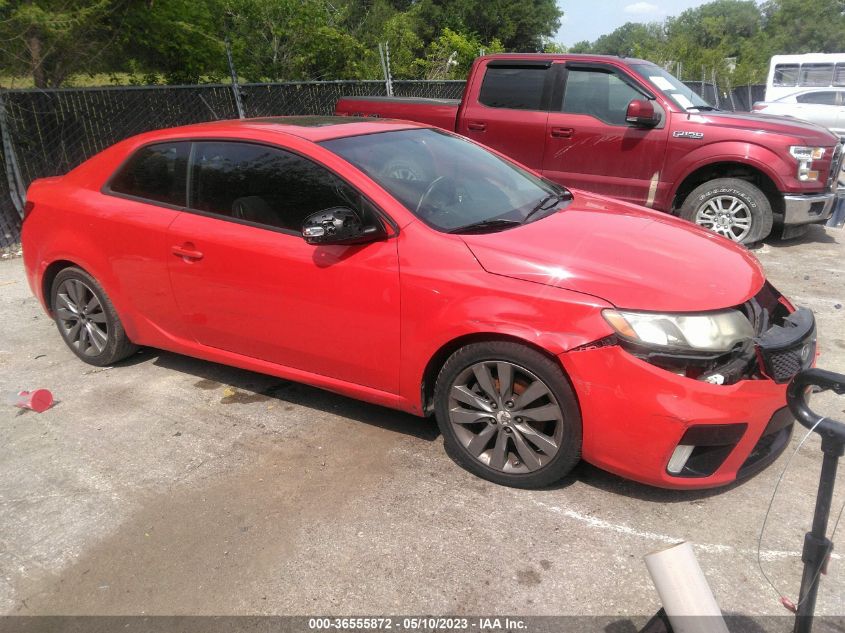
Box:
left=551, top=127, right=574, bottom=138
left=467, top=122, right=487, bottom=131
left=171, top=243, right=204, bottom=261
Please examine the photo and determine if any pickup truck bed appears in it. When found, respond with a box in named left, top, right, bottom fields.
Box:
left=337, top=97, right=460, bottom=133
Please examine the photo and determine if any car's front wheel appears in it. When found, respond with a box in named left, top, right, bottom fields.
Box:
left=680, top=178, right=773, bottom=245
left=50, top=267, right=138, bottom=366
left=433, top=341, right=582, bottom=488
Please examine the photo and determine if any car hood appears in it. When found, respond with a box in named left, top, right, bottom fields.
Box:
left=461, top=191, right=766, bottom=312
left=698, top=111, right=838, bottom=145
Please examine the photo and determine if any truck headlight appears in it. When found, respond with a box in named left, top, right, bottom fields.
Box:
left=602, top=309, right=754, bottom=353
left=790, top=146, right=825, bottom=181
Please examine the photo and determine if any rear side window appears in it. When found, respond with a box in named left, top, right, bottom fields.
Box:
left=773, top=64, right=799, bottom=87
left=190, top=141, right=362, bottom=232
left=796, top=91, right=839, bottom=105
left=109, top=142, right=189, bottom=206
left=478, top=66, right=548, bottom=110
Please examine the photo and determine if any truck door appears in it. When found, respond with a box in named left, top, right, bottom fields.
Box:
left=458, top=60, right=552, bottom=171
left=542, top=62, right=669, bottom=207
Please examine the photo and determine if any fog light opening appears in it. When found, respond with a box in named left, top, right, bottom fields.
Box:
left=667, top=444, right=695, bottom=474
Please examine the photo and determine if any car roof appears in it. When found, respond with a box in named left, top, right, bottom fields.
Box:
left=477, top=52, right=652, bottom=66
left=146, top=116, right=428, bottom=143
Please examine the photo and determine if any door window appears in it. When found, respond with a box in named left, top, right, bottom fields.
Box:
left=478, top=66, right=549, bottom=110
left=796, top=91, right=840, bottom=105
left=562, top=69, right=643, bottom=125
left=189, top=141, right=368, bottom=232
left=109, top=142, right=189, bottom=206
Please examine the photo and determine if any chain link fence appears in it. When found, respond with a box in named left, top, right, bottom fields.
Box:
left=1, top=78, right=757, bottom=249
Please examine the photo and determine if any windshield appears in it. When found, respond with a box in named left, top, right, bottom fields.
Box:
left=320, top=128, right=566, bottom=233
left=631, top=64, right=715, bottom=111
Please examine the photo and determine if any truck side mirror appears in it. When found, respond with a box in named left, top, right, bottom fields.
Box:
left=626, top=99, right=661, bottom=128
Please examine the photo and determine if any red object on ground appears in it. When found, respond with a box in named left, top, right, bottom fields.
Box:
left=14, top=389, right=54, bottom=413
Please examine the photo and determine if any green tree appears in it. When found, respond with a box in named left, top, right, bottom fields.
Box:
left=760, top=0, right=845, bottom=53
left=225, top=0, right=367, bottom=81
left=415, top=27, right=503, bottom=79
left=0, top=0, right=121, bottom=87
left=414, top=0, right=562, bottom=51
left=117, top=0, right=226, bottom=84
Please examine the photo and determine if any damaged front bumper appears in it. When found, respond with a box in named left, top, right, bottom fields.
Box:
left=560, top=285, right=816, bottom=489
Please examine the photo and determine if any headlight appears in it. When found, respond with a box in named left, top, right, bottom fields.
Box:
left=790, top=146, right=825, bottom=181
left=602, top=309, right=754, bottom=353
left=790, top=146, right=825, bottom=161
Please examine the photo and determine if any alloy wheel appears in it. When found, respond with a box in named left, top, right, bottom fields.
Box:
left=695, top=195, right=753, bottom=242
left=55, top=279, right=109, bottom=356
left=447, top=361, right=565, bottom=474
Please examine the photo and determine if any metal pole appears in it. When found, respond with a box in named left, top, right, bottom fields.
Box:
left=712, top=68, right=720, bottom=109
left=385, top=41, right=393, bottom=97
left=0, top=91, right=25, bottom=216
left=226, top=38, right=246, bottom=119
left=794, top=441, right=842, bottom=633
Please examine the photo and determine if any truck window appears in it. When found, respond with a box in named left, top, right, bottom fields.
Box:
left=562, top=69, right=642, bottom=125
left=799, top=63, right=834, bottom=87
left=834, top=64, right=845, bottom=87
left=478, top=66, right=548, bottom=110
left=773, top=64, right=800, bottom=87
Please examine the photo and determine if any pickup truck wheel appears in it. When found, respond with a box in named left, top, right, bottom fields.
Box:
left=433, top=341, right=582, bottom=489
left=680, top=178, right=773, bottom=245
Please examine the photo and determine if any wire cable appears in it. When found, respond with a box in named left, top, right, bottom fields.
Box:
left=756, top=417, right=828, bottom=608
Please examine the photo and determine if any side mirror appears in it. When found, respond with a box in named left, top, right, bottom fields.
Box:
left=626, top=99, right=661, bottom=127
left=301, top=207, right=382, bottom=245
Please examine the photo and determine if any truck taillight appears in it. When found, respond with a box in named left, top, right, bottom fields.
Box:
left=23, top=200, right=34, bottom=219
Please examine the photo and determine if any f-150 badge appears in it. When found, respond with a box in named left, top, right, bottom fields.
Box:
left=673, top=131, right=704, bottom=139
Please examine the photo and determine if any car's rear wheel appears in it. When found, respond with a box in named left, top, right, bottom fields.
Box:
left=680, top=178, right=773, bottom=245
left=50, top=267, right=138, bottom=366
left=433, top=341, right=582, bottom=488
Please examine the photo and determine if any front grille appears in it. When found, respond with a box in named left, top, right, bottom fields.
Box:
left=828, top=143, right=844, bottom=191
left=755, top=308, right=816, bottom=383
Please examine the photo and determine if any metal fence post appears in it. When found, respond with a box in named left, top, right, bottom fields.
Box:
left=0, top=91, right=26, bottom=217
left=226, top=39, right=246, bottom=119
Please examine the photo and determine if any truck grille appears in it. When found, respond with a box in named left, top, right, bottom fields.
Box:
left=828, top=143, right=843, bottom=191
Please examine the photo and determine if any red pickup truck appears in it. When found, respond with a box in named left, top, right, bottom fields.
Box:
left=336, top=54, right=842, bottom=244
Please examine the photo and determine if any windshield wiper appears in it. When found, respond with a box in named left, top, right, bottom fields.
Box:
left=686, top=105, right=720, bottom=112
left=522, top=190, right=572, bottom=224
left=449, top=218, right=522, bottom=234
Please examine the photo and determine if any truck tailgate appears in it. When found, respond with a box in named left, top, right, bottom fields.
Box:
left=335, top=96, right=459, bottom=132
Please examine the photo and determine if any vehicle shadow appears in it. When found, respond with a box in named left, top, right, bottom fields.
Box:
left=120, top=349, right=770, bottom=499
left=132, top=348, right=440, bottom=443
left=760, top=223, right=839, bottom=247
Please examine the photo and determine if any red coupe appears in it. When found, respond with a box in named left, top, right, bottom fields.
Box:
left=21, top=117, right=816, bottom=489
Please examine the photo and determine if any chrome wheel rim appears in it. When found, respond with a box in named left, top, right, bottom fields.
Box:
left=695, top=195, right=753, bottom=242
left=55, top=279, right=108, bottom=356
left=447, top=361, right=564, bottom=474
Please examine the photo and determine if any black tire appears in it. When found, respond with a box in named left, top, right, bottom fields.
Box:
left=50, top=267, right=138, bottom=366
left=679, top=178, right=773, bottom=245
left=433, top=341, right=582, bottom=489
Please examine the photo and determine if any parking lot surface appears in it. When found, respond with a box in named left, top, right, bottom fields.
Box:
left=1, top=225, right=844, bottom=623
